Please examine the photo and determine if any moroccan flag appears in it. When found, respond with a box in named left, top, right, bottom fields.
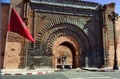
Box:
left=8, top=7, right=35, bottom=42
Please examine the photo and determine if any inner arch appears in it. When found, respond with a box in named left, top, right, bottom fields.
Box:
left=52, top=35, right=80, bottom=68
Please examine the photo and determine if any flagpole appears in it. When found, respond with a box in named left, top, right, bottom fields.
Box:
left=23, top=0, right=28, bottom=69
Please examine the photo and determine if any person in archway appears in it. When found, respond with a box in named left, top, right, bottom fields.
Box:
left=62, top=55, right=67, bottom=64
left=29, top=63, right=35, bottom=70
left=57, top=57, right=61, bottom=64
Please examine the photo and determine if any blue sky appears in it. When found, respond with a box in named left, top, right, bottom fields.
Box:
left=1, top=0, right=10, bottom=3
left=84, top=0, right=120, bottom=14
left=1, top=0, right=120, bottom=14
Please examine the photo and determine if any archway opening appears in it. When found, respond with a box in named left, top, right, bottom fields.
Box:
left=55, top=42, right=76, bottom=68
left=53, top=35, right=80, bottom=69
left=60, top=42, right=76, bottom=68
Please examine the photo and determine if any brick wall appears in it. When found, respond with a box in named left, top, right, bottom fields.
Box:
left=1, top=3, right=10, bottom=69
left=2, top=0, right=25, bottom=69
left=2, top=1, right=120, bottom=69
left=3, top=42, right=21, bottom=69
left=116, top=16, right=120, bottom=66
left=104, top=3, right=120, bottom=66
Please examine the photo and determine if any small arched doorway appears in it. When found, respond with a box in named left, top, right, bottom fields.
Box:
left=52, top=35, right=80, bottom=68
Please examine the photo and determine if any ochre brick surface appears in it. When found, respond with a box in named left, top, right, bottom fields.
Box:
left=116, top=17, right=120, bottom=66
left=1, top=1, right=120, bottom=69
left=3, top=42, right=21, bottom=69
left=1, top=3, right=10, bottom=68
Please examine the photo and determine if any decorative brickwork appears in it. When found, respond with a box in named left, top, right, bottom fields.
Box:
left=2, top=0, right=120, bottom=69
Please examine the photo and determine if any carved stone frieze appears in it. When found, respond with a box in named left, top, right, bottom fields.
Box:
left=30, top=0, right=100, bottom=10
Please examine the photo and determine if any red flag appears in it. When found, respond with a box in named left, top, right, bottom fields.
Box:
left=8, top=7, right=35, bottom=42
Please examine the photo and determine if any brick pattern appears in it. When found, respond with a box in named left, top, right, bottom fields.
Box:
left=116, top=17, right=120, bottom=66
left=3, top=42, right=21, bottom=69
left=1, top=1, right=120, bottom=69
left=1, top=3, right=10, bottom=68
left=104, top=3, right=120, bottom=66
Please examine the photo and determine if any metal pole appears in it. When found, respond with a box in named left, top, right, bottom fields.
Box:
left=0, top=0, right=2, bottom=69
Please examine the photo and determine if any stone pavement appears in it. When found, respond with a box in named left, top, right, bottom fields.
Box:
left=1, top=67, right=54, bottom=75
left=81, top=67, right=120, bottom=72
left=1, top=67, right=120, bottom=75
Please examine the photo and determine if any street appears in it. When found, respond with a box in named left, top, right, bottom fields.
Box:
left=1, top=69, right=120, bottom=79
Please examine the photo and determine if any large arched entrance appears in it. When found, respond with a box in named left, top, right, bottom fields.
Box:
left=52, top=35, right=80, bottom=68
left=35, top=23, right=91, bottom=68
